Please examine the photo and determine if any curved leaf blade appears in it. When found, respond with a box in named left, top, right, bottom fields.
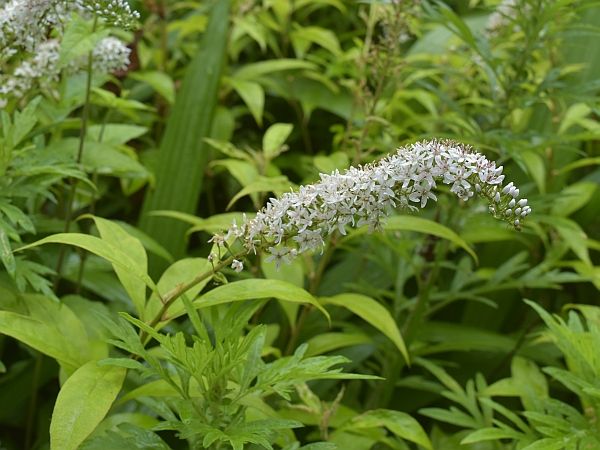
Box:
left=321, top=293, right=408, bottom=363
left=197, top=279, right=329, bottom=322
left=50, top=360, right=126, bottom=450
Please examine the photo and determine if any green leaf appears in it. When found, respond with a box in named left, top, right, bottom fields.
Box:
left=17, top=233, right=158, bottom=294
left=50, top=361, right=126, bottom=450
left=145, top=258, right=212, bottom=323
left=130, top=71, right=175, bottom=104
left=290, top=26, right=342, bottom=57
left=59, top=18, right=109, bottom=65
left=461, top=427, right=524, bottom=444
left=233, top=59, right=317, bottom=80
left=551, top=182, right=597, bottom=217
left=87, top=216, right=148, bottom=316
left=0, top=294, right=90, bottom=372
left=520, top=150, right=546, bottom=194
left=227, top=176, right=294, bottom=209
left=305, top=332, right=372, bottom=357
left=43, top=138, right=149, bottom=179
left=348, top=409, right=432, bottom=450
left=139, top=0, right=231, bottom=265
left=228, top=78, right=265, bottom=126
left=197, top=279, right=330, bottom=322
left=263, top=123, right=293, bottom=159
left=320, top=294, right=409, bottom=363
left=537, top=216, right=591, bottom=265
left=387, top=216, right=477, bottom=263
left=87, top=124, right=148, bottom=145
left=0, top=227, right=15, bottom=276
left=346, top=215, right=477, bottom=263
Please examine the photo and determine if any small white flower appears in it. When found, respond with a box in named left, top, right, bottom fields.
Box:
left=216, top=140, right=531, bottom=265
left=231, top=259, right=244, bottom=272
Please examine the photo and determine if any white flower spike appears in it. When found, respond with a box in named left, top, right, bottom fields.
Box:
left=216, top=140, right=531, bottom=269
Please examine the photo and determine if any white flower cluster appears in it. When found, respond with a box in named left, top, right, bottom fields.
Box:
left=216, top=140, right=531, bottom=270
left=91, top=37, right=131, bottom=73
left=0, top=40, right=61, bottom=106
left=0, top=0, right=139, bottom=57
left=81, top=0, right=141, bottom=29
left=0, top=36, right=131, bottom=106
left=0, top=0, right=136, bottom=106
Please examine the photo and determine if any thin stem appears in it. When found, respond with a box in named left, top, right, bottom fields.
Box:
left=284, top=235, right=338, bottom=355
left=139, top=254, right=240, bottom=345
left=54, top=18, right=97, bottom=290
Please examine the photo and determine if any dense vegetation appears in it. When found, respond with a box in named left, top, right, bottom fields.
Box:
left=0, top=0, right=599, bottom=449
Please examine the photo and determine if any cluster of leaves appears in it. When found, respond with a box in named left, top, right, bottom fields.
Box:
left=0, top=0, right=598, bottom=449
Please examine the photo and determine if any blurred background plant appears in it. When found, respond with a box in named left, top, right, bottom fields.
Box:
left=0, top=0, right=598, bottom=449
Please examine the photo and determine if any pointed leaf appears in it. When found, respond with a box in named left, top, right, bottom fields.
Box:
left=50, top=361, right=126, bottom=450
left=321, top=294, right=408, bottom=363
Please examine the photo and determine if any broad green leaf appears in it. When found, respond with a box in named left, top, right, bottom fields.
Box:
left=44, top=138, right=149, bottom=179
left=261, top=254, right=304, bottom=327
left=227, top=176, right=294, bottom=209
left=520, top=150, right=546, bottom=194
left=263, top=123, right=293, bottom=159
left=88, top=216, right=148, bottom=316
left=228, top=78, right=265, bottom=126
left=233, top=59, right=317, bottom=80
left=305, top=332, right=372, bottom=357
left=416, top=322, right=515, bottom=354
left=139, top=0, right=230, bottom=265
left=211, top=159, right=259, bottom=188
left=50, top=361, right=126, bottom=450
left=290, top=26, right=342, bottom=57
left=321, top=294, right=408, bottom=363
left=537, top=216, right=591, bottom=265
left=87, top=124, right=148, bottom=145
left=115, top=221, right=173, bottom=263
left=130, top=71, right=175, bottom=104
left=558, top=157, right=600, bottom=174
left=197, top=279, right=330, bottom=322
left=17, top=233, right=158, bottom=294
left=461, top=428, right=524, bottom=444
left=558, top=103, right=593, bottom=134
left=346, top=215, right=477, bottom=262
left=551, top=182, right=597, bottom=217
left=348, top=409, right=432, bottom=450
left=0, top=294, right=90, bottom=372
left=386, top=216, right=477, bottom=263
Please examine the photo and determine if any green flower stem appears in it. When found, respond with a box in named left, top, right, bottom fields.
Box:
left=284, top=234, right=338, bottom=355
left=140, top=254, right=240, bottom=345
left=54, top=17, right=98, bottom=290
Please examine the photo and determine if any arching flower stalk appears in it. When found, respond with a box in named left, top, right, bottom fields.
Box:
left=215, top=140, right=531, bottom=271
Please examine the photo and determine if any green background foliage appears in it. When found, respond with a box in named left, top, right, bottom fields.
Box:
left=0, top=0, right=598, bottom=449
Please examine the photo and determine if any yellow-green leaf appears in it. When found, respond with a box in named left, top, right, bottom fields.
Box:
left=50, top=361, right=126, bottom=450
